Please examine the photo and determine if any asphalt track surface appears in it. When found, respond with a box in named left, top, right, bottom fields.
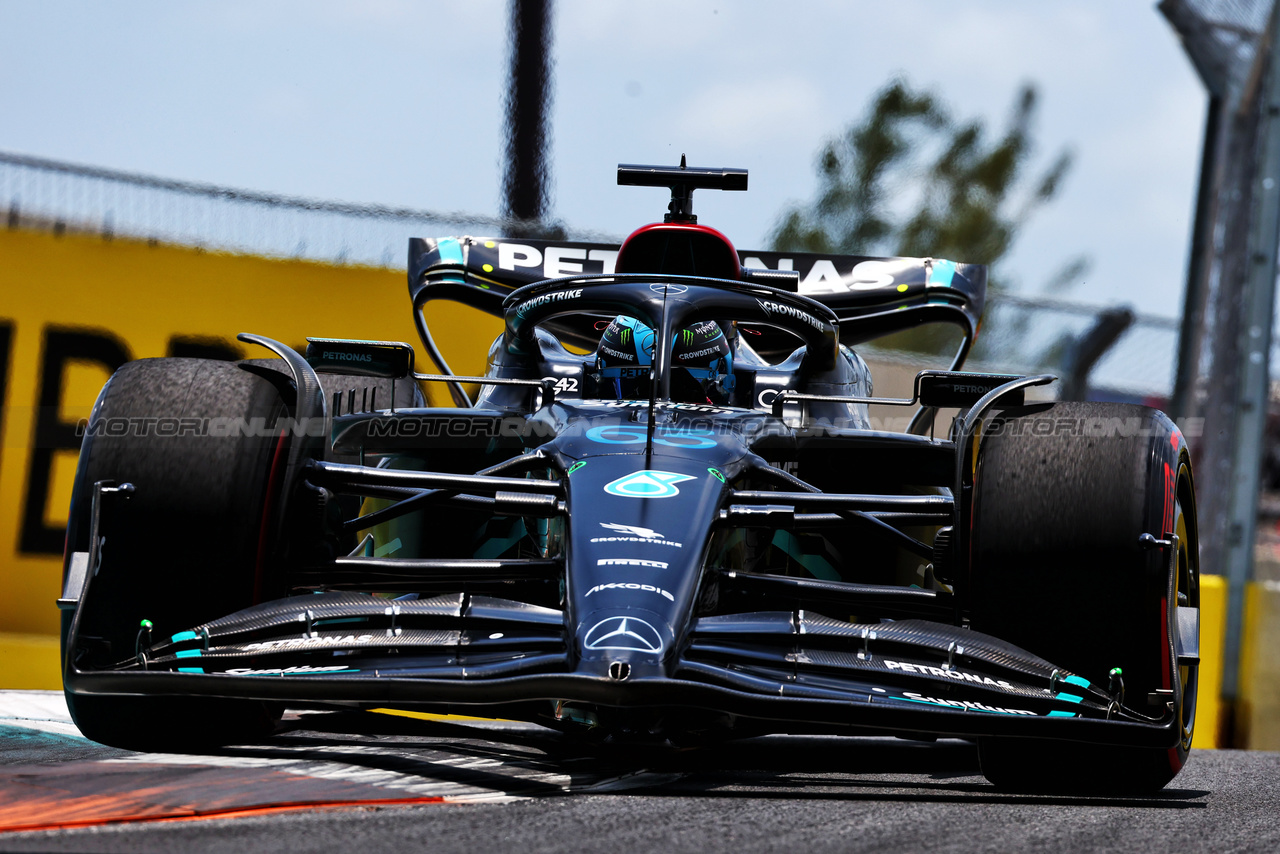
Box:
left=2, top=691, right=1279, bottom=853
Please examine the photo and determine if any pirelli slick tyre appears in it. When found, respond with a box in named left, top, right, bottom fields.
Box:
left=969, top=401, right=1198, bottom=794
left=61, top=358, right=292, bottom=751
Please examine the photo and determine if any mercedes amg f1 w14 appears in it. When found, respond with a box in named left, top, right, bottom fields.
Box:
left=60, top=161, right=1199, bottom=794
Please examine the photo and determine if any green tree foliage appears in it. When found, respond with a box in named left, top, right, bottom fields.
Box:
left=772, top=79, right=1080, bottom=357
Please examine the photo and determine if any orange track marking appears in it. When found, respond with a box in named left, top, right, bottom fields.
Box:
left=0, top=761, right=448, bottom=833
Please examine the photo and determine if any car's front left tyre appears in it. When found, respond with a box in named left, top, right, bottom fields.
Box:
left=967, top=401, right=1198, bottom=794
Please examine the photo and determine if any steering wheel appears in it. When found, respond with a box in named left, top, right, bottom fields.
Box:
left=502, top=274, right=839, bottom=400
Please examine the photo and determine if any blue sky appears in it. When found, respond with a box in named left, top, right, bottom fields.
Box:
left=0, top=1, right=1204, bottom=315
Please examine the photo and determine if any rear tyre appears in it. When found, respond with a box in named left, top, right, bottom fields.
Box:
left=62, top=358, right=292, bottom=751
left=968, top=402, right=1198, bottom=794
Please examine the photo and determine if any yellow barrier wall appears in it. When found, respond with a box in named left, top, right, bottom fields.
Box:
left=0, top=227, right=499, bottom=657
left=1196, top=574, right=1226, bottom=749
left=0, top=632, right=61, bottom=689
left=1237, top=580, right=1280, bottom=749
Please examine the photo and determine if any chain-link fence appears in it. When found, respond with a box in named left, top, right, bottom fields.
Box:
left=0, top=151, right=617, bottom=268
left=1162, top=0, right=1276, bottom=410
left=863, top=294, right=1180, bottom=402
left=977, top=295, right=1178, bottom=400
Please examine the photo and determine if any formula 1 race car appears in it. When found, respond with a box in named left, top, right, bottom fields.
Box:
left=59, top=162, right=1199, bottom=794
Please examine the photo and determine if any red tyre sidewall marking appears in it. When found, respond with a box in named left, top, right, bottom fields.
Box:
left=1159, top=448, right=1184, bottom=770
left=1157, top=458, right=1174, bottom=694
left=254, top=430, right=290, bottom=604
left=1158, top=457, right=1175, bottom=698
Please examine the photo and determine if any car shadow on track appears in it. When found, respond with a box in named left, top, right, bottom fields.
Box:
left=207, top=710, right=1210, bottom=809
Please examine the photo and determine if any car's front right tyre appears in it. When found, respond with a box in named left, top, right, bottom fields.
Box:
left=61, top=358, right=293, bottom=751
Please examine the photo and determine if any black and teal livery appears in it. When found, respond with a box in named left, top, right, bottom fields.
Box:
left=59, top=162, right=1200, bottom=795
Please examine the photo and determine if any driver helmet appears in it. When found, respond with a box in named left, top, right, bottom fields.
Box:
left=595, top=315, right=735, bottom=404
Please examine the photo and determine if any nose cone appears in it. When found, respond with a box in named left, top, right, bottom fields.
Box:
left=563, top=454, right=727, bottom=674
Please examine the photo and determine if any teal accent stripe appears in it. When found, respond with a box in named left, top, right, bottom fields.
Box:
left=1047, top=710, right=1078, bottom=717
left=1064, top=674, right=1090, bottom=688
left=171, top=631, right=197, bottom=643
left=1054, top=692, right=1084, bottom=704
left=373, top=537, right=403, bottom=558
left=175, top=649, right=202, bottom=659
left=771, top=530, right=840, bottom=581
left=928, top=259, right=957, bottom=288
left=314, top=617, right=368, bottom=627
left=177, top=667, right=204, bottom=674
left=437, top=238, right=465, bottom=266
left=474, top=519, right=528, bottom=559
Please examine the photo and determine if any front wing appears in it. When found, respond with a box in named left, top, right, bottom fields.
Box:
left=64, top=571, right=1184, bottom=749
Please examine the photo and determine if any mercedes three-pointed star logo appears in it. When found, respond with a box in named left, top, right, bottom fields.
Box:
left=582, top=616, right=664, bottom=653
